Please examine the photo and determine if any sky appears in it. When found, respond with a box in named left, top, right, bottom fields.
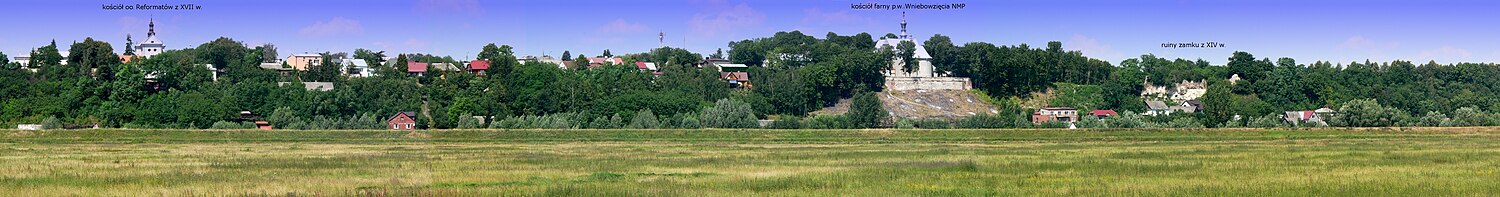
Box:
left=2, top=0, right=1498, bottom=65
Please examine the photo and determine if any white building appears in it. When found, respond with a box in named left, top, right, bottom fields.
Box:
left=877, top=12, right=934, bottom=78
left=134, top=18, right=166, bottom=58
left=877, top=12, right=971, bottom=91
left=340, top=58, right=375, bottom=77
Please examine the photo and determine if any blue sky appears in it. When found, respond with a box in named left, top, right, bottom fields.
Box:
left=2, top=0, right=1498, bottom=65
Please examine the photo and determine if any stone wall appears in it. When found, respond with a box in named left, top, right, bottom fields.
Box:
left=885, top=77, right=971, bottom=91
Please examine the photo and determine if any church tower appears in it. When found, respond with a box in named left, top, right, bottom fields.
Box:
left=134, top=18, right=166, bottom=58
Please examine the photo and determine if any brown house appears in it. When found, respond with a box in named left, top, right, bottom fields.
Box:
left=388, top=112, right=418, bottom=130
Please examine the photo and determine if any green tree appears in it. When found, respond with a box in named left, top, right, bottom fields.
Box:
left=31, top=40, right=66, bottom=77
left=846, top=91, right=888, bottom=128
left=561, top=51, right=571, bottom=61
left=196, top=37, right=250, bottom=71
left=923, top=34, right=961, bottom=76
left=627, top=109, right=660, bottom=129
left=477, top=43, right=519, bottom=77
left=352, top=48, right=386, bottom=68
left=897, top=40, right=917, bottom=74
left=65, top=38, right=122, bottom=80
left=1329, top=99, right=1408, bottom=127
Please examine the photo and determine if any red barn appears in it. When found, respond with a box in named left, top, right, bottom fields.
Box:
left=388, top=112, right=418, bottom=130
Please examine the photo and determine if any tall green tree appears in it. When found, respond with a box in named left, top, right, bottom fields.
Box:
left=847, top=91, right=888, bottom=128
left=65, top=38, right=122, bottom=80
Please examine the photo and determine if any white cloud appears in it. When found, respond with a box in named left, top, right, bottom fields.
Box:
left=689, top=3, right=765, bottom=37
left=1335, top=36, right=1398, bottom=61
left=599, top=19, right=648, bottom=34
left=1416, top=46, right=1472, bottom=61
left=801, top=8, right=865, bottom=25
left=414, top=0, right=482, bottom=17
left=404, top=38, right=430, bottom=49
left=1069, top=34, right=1122, bottom=61
left=300, top=17, right=364, bottom=37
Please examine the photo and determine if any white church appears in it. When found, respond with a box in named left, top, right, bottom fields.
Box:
left=878, top=12, right=971, bottom=91
left=133, top=18, right=166, bottom=58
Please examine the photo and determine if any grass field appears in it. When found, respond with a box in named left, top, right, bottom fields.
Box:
left=2, top=128, right=1499, bottom=196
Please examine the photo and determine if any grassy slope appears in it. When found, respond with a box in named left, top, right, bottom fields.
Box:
left=2, top=128, right=1498, bottom=196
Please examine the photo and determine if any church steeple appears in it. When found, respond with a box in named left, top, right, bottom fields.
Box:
left=147, top=18, right=156, bottom=37
left=899, top=12, right=910, bottom=39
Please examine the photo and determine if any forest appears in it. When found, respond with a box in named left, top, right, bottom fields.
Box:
left=3, top=31, right=1499, bottom=129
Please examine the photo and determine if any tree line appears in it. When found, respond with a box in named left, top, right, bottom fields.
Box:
left=4, top=31, right=1499, bottom=129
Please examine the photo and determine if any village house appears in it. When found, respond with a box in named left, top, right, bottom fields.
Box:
left=527, top=55, right=572, bottom=69
left=1144, top=100, right=1171, bottom=116
left=278, top=82, right=334, bottom=91
left=586, top=56, right=625, bottom=68
left=340, top=59, right=374, bottom=78
left=255, top=121, right=272, bottom=130
left=696, top=57, right=731, bottom=68
left=430, top=62, right=460, bottom=72
left=1032, top=107, right=1079, bottom=124
left=715, top=63, right=748, bottom=72
left=1089, top=110, right=1118, bottom=118
left=721, top=71, right=750, bottom=88
left=388, top=112, right=418, bottom=130
left=407, top=62, right=428, bottom=76
left=1283, top=107, right=1335, bottom=126
left=286, top=53, right=323, bottom=70
left=635, top=61, right=658, bottom=72
left=258, top=60, right=293, bottom=76
left=467, top=60, right=490, bottom=75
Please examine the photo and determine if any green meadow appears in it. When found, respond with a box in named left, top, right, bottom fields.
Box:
left=2, top=128, right=1498, bottom=196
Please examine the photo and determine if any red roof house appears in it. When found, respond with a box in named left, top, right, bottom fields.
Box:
left=468, top=60, right=490, bottom=75
left=407, top=62, right=429, bottom=76
left=255, top=121, right=272, bottom=130
left=1089, top=110, right=1118, bottom=117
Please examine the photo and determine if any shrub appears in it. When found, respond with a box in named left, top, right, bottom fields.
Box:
left=1166, top=116, right=1205, bottom=128
left=266, top=107, right=300, bottom=129
left=1106, top=111, right=1157, bottom=128
left=209, top=121, right=248, bottom=129
left=895, top=119, right=915, bottom=129
left=766, top=115, right=802, bottom=129
left=456, top=112, right=480, bottom=129
left=1329, top=99, right=1408, bottom=127
left=1447, top=107, right=1492, bottom=127
left=679, top=114, right=702, bottom=129
left=40, top=116, right=62, bottom=129
left=491, top=116, right=522, bottom=129
left=627, top=109, right=660, bottom=129
left=803, top=115, right=851, bottom=129
left=1218, top=115, right=1245, bottom=128
left=1076, top=116, right=1106, bottom=128
left=1419, top=111, right=1448, bottom=127
left=700, top=98, right=758, bottom=128
left=1247, top=114, right=1286, bottom=128
left=955, top=114, right=1016, bottom=129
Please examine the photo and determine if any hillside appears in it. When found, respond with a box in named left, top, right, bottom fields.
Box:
left=812, top=89, right=997, bottom=120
